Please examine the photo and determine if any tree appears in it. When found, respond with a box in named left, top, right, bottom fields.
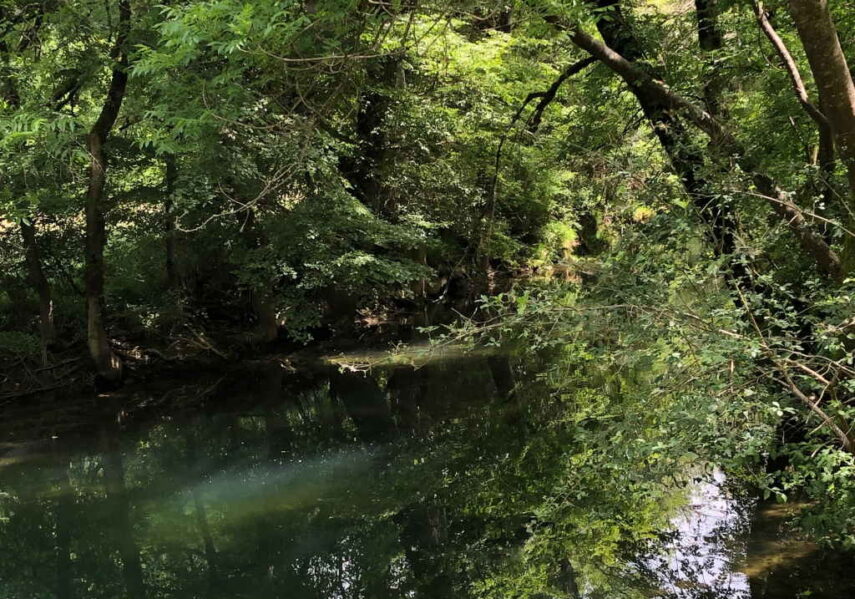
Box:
left=787, top=0, right=855, bottom=269
left=84, top=0, right=132, bottom=381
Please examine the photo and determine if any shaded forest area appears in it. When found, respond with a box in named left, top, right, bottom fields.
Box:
left=3, top=0, right=855, bottom=553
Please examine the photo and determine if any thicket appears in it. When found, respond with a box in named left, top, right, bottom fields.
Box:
left=2, top=0, right=855, bottom=546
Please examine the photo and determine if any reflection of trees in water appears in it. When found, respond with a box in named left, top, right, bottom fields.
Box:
left=54, top=473, right=73, bottom=599
left=636, top=472, right=753, bottom=599
left=0, top=356, right=836, bottom=599
left=0, top=358, right=504, bottom=597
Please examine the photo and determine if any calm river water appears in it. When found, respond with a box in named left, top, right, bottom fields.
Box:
left=0, top=349, right=852, bottom=598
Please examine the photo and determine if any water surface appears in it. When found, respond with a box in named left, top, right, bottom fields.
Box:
left=0, top=351, right=851, bottom=598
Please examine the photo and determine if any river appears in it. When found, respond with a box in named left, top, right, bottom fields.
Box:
left=0, top=348, right=851, bottom=598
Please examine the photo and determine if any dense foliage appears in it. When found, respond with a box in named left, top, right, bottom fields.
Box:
left=2, top=0, right=855, bottom=570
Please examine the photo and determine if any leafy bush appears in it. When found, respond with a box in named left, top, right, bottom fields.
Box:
left=0, top=332, right=40, bottom=359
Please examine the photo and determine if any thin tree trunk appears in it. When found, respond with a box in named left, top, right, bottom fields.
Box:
left=527, top=57, right=597, bottom=134
left=588, top=0, right=739, bottom=262
left=788, top=0, right=855, bottom=194
left=754, top=1, right=837, bottom=237
left=558, top=558, right=581, bottom=599
left=341, top=56, right=400, bottom=215
left=84, top=0, right=131, bottom=381
left=3, top=22, right=56, bottom=358
left=755, top=2, right=832, bottom=136
left=164, top=155, right=179, bottom=289
left=567, top=13, right=853, bottom=448
left=239, top=211, right=279, bottom=344
left=20, top=220, right=56, bottom=354
left=250, top=291, right=279, bottom=344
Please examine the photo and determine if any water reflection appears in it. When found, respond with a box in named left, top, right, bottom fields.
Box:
left=642, top=469, right=752, bottom=598
left=0, top=352, right=851, bottom=598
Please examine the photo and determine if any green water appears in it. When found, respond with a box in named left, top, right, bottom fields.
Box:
left=0, top=352, right=852, bottom=598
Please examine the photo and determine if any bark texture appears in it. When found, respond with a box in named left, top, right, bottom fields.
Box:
left=240, top=210, right=279, bottom=344
left=754, top=1, right=837, bottom=237
left=755, top=2, right=831, bottom=134
left=164, top=155, right=179, bottom=289
left=343, top=56, right=399, bottom=215
left=588, top=0, right=738, bottom=260
left=694, top=0, right=725, bottom=116
left=788, top=0, right=855, bottom=185
left=2, top=16, right=56, bottom=356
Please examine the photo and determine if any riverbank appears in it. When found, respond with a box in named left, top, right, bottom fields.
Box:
left=0, top=283, right=488, bottom=399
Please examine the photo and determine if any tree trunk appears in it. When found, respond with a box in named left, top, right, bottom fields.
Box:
left=164, top=155, right=179, bottom=289
left=53, top=452, right=73, bottom=599
left=250, top=290, right=279, bottom=344
left=788, top=0, right=855, bottom=187
left=20, top=220, right=56, bottom=354
left=4, top=14, right=56, bottom=358
left=84, top=0, right=131, bottom=381
left=788, top=0, right=855, bottom=271
left=557, top=558, right=581, bottom=599
left=85, top=127, right=123, bottom=380
left=753, top=1, right=837, bottom=238
left=588, top=0, right=739, bottom=261
left=239, top=210, right=279, bottom=344
left=342, top=56, right=400, bottom=215
left=695, top=0, right=724, bottom=116
left=567, top=11, right=854, bottom=448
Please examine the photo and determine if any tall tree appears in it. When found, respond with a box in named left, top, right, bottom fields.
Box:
left=753, top=1, right=836, bottom=233
left=694, top=0, right=725, bottom=116
left=788, top=0, right=855, bottom=270
left=585, top=0, right=739, bottom=261
left=164, top=155, right=179, bottom=290
left=20, top=220, right=56, bottom=353
left=84, top=0, right=132, bottom=380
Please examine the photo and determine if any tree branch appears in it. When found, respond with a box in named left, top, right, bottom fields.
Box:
left=568, top=23, right=843, bottom=280
left=753, top=2, right=832, bottom=135
left=528, top=56, right=596, bottom=134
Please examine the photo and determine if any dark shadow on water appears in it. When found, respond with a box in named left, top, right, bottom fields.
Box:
left=744, top=502, right=855, bottom=599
